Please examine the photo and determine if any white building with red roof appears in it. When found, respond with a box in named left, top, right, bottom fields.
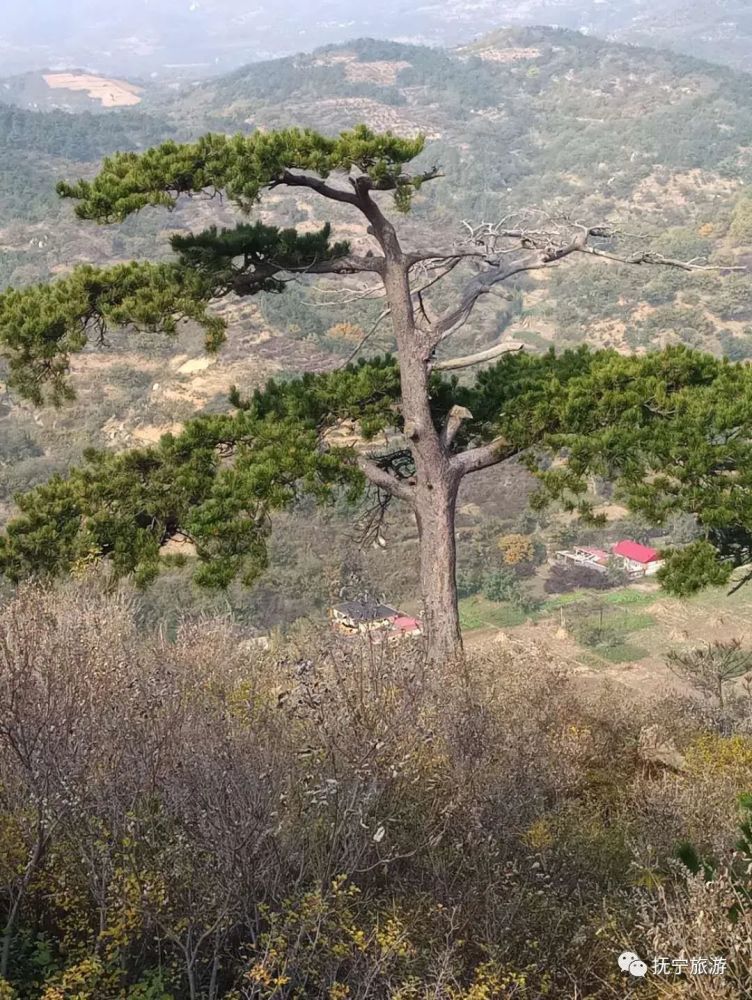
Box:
left=612, top=540, right=664, bottom=577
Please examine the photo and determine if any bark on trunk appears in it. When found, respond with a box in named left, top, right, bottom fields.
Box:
left=415, top=479, right=463, bottom=665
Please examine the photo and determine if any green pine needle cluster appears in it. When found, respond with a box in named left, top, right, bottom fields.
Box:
left=0, top=126, right=424, bottom=405
left=511, top=346, right=752, bottom=591
left=0, top=382, right=365, bottom=589
left=4, top=346, right=752, bottom=596
left=56, top=125, right=426, bottom=222
left=171, top=220, right=350, bottom=283
left=0, top=262, right=222, bottom=404
left=0, top=222, right=353, bottom=404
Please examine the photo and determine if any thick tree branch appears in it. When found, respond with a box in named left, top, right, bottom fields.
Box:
left=286, top=254, right=385, bottom=276
left=452, top=437, right=518, bottom=477
left=433, top=341, right=525, bottom=372
left=273, top=170, right=360, bottom=207
left=430, top=251, right=554, bottom=342
left=231, top=253, right=384, bottom=295
left=357, top=456, right=414, bottom=504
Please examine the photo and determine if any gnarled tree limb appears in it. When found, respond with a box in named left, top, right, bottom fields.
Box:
left=273, top=170, right=360, bottom=207
left=357, top=456, right=415, bottom=504
left=433, top=341, right=525, bottom=372
left=452, top=437, right=519, bottom=476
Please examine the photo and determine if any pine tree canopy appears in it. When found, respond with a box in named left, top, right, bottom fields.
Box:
left=0, top=222, right=353, bottom=404
left=56, top=126, right=428, bottom=222
left=3, top=345, right=752, bottom=595
left=0, top=125, right=433, bottom=405
left=0, top=262, right=220, bottom=404
left=520, top=346, right=752, bottom=592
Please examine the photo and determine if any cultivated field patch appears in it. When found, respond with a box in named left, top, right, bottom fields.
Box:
left=42, top=72, right=142, bottom=107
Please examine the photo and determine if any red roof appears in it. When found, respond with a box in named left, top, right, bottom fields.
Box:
left=392, top=616, right=422, bottom=632
left=613, top=540, right=659, bottom=563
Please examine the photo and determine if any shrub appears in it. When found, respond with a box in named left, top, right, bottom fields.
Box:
left=0, top=579, right=750, bottom=998
left=544, top=562, right=612, bottom=594
left=482, top=567, right=520, bottom=602
left=576, top=622, right=624, bottom=649
left=497, top=532, right=535, bottom=566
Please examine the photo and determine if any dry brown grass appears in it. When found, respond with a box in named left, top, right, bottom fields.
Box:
left=343, top=60, right=411, bottom=85
left=2, top=580, right=752, bottom=997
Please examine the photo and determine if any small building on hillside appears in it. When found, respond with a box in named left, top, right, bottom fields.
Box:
left=329, top=600, right=400, bottom=635
left=329, top=599, right=422, bottom=642
left=387, top=615, right=423, bottom=642
left=554, top=545, right=610, bottom=573
left=612, top=540, right=663, bottom=577
left=553, top=539, right=664, bottom=580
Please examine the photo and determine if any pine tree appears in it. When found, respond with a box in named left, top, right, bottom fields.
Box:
left=0, top=125, right=745, bottom=663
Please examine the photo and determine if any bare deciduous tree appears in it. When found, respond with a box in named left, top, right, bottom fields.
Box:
left=666, top=639, right=752, bottom=710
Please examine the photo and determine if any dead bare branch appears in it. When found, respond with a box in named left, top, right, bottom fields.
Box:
left=339, top=308, right=391, bottom=367
left=429, top=217, right=746, bottom=345
left=432, top=341, right=525, bottom=372
left=452, top=436, right=519, bottom=476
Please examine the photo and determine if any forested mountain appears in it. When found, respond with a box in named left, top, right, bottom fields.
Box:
left=0, top=104, right=178, bottom=227
left=5, top=29, right=751, bottom=344
left=172, top=27, right=751, bottom=216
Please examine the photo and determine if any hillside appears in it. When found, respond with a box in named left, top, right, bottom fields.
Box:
left=105, top=30, right=752, bottom=360
left=171, top=28, right=752, bottom=220
left=6, top=29, right=752, bottom=317
left=1, top=27, right=751, bottom=628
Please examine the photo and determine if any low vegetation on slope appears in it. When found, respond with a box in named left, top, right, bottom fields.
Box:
left=1, top=581, right=752, bottom=997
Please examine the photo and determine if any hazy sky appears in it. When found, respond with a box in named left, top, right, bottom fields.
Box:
left=0, top=1, right=748, bottom=78
left=0, top=0, right=631, bottom=77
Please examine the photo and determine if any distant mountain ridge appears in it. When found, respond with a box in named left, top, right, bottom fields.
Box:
left=1, top=0, right=750, bottom=79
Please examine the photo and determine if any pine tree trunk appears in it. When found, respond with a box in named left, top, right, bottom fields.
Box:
left=380, top=256, right=464, bottom=665
left=414, top=478, right=463, bottom=665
